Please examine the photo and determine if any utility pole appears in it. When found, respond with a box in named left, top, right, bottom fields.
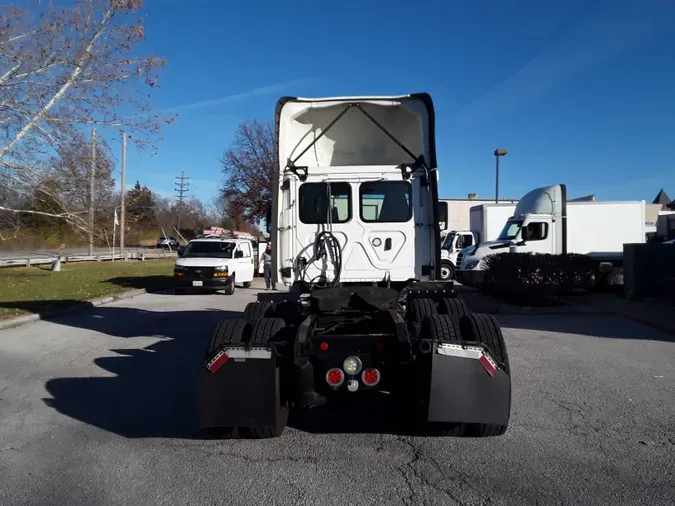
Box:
left=120, top=132, right=127, bottom=254
left=88, top=128, right=96, bottom=256
left=174, top=170, right=190, bottom=231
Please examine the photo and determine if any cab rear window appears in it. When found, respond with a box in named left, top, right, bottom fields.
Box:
left=299, top=182, right=351, bottom=224
left=359, top=181, right=412, bottom=223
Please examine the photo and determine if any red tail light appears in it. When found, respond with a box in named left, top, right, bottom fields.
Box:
left=326, top=368, right=345, bottom=387
left=361, top=368, right=381, bottom=387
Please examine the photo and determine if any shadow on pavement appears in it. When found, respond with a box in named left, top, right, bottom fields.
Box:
left=495, top=313, right=675, bottom=343
left=104, top=275, right=173, bottom=291
left=38, top=303, right=417, bottom=440
left=41, top=305, right=240, bottom=439
left=0, top=299, right=96, bottom=317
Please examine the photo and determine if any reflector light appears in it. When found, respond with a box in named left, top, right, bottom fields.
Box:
left=206, top=350, right=229, bottom=373
left=326, top=368, right=345, bottom=387
left=320, top=342, right=329, bottom=351
left=376, top=341, right=385, bottom=349
left=361, top=368, right=381, bottom=386
left=479, top=354, right=497, bottom=376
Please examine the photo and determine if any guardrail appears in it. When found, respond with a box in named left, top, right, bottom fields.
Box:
left=0, top=251, right=177, bottom=268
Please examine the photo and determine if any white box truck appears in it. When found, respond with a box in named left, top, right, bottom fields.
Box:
left=439, top=203, right=517, bottom=280
left=457, top=184, right=646, bottom=286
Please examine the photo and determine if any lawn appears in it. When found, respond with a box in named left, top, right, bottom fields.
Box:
left=0, top=259, right=175, bottom=320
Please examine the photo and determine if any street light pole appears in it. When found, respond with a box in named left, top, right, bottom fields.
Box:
left=494, top=148, right=508, bottom=203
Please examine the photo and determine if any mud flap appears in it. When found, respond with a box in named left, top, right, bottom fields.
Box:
left=196, top=346, right=283, bottom=429
left=427, top=343, right=511, bottom=426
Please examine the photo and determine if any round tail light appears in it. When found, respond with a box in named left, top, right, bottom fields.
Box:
left=326, top=368, right=345, bottom=387
left=361, top=368, right=381, bottom=387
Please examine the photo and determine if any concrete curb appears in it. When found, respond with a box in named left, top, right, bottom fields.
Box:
left=0, top=287, right=173, bottom=331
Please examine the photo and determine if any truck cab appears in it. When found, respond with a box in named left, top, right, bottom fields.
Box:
left=440, top=230, right=475, bottom=280
left=270, top=94, right=440, bottom=289
left=458, top=184, right=646, bottom=286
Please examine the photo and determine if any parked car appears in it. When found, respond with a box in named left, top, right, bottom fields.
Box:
left=157, top=236, right=179, bottom=249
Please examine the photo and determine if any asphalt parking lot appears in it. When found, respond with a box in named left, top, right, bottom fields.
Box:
left=0, top=283, right=673, bottom=506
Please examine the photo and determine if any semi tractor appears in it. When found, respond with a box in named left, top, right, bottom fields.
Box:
left=457, top=184, right=646, bottom=286
left=196, top=93, right=512, bottom=439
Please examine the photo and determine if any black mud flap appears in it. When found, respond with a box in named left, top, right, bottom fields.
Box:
left=427, top=343, right=511, bottom=426
left=196, top=346, right=283, bottom=430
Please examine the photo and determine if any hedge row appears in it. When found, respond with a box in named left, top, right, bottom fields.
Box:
left=481, top=252, right=598, bottom=299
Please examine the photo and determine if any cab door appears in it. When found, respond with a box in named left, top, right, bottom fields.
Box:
left=235, top=241, right=255, bottom=282
left=352, top=179, right=416, bottom=281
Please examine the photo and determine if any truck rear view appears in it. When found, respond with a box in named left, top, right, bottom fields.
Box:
left=196, top=93, right=513, bottom=439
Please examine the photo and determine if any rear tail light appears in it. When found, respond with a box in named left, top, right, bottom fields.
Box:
left=361, top=368, right=381, bottom=387
left=326, top=368, right=345, bottom=387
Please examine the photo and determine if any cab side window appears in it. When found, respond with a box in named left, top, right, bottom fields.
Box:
left=523, top=222, right=548, bottom=241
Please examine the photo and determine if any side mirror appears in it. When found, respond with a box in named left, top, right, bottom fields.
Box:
left=177, top=246, right=185, bottom=257
left=235, top=250, right=244, bottom=258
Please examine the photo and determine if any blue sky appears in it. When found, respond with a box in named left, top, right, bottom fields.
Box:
left=118, top=0, right=675, bottom=205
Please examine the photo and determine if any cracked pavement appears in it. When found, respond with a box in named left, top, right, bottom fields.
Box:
left=0, top=285, right=673, bottom=505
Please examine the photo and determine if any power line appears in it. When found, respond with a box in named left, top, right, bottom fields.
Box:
left=174, top=170, right=190, bottom=230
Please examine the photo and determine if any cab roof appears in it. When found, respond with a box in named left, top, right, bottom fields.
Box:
left=275, top=93, right=437, bottom=172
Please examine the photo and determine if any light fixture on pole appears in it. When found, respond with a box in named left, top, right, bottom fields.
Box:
left=494, top=148, right=508, bottom=203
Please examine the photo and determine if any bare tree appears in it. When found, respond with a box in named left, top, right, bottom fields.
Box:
left=0, top=0, right=174, bottom=225
left=219, top=119, right=274, bottom=223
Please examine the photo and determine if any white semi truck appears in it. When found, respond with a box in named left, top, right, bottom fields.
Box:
left=457, top=184, right=646, bottom=286
left=197, top=93, right=513, bottom=439
left=439, top=204, right=517, bottom=280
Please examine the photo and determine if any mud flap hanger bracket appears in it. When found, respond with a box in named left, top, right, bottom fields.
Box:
left=285, top=103, right=427, bottom=181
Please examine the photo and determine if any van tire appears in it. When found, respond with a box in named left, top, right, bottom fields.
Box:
left=224, top=274, right=235, bottom=295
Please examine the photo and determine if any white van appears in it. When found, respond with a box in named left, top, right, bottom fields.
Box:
left=173, top=235, right=255, bottom=295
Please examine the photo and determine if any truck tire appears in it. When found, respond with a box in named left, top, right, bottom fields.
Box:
left=250, top=317, right=286, bottom=345
left=440, top=261, right=454, bottom=281
left=458, top=312, right=510, bottom=437
left=204, top=318, right=252, bottom=440
left=246, top=317, right=289, bottom=438
left=439, top=297, right=468, bottom=319
left=206, top=318, right=251, bottom=357
left=421, top=314, right=461, bottom=342
left=243, top=301, right=274, bottom=324
left=407, top=297, right=437, bottom=325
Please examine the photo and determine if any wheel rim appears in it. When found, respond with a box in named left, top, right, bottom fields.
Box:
left=440, top=265, right=452, bottom=280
